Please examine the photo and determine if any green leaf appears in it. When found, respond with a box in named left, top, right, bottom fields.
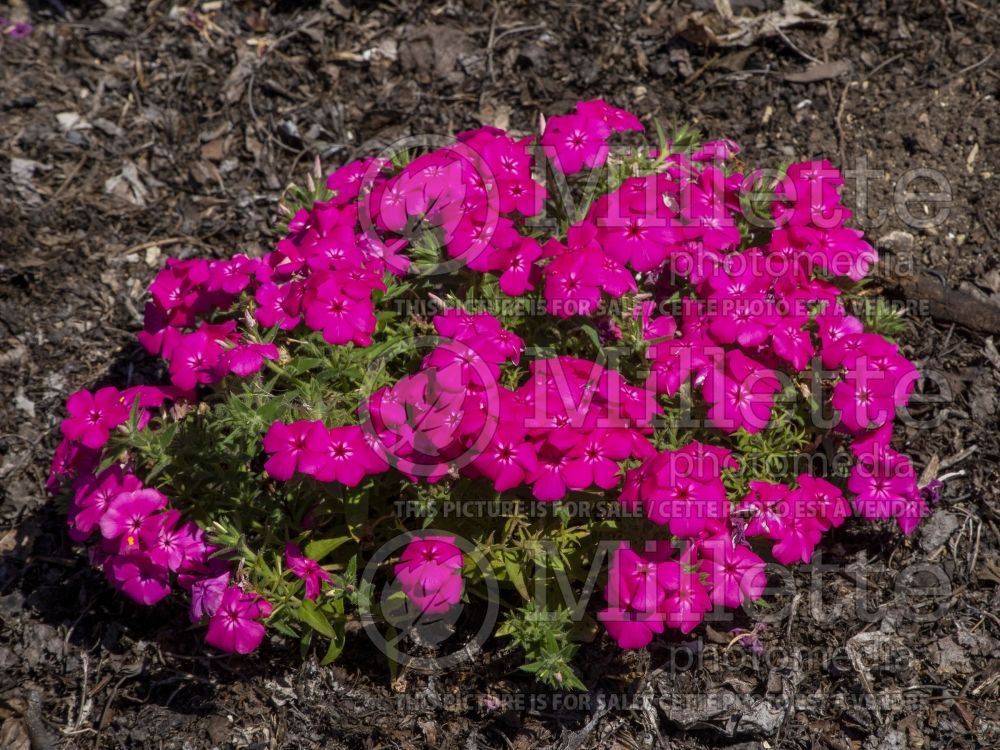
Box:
left=344, top=554, right=358, bottom=587
left=270, top=619, right=299, bottom=639
left=287, top=357, right=326, bottom=375
left=298, top=600, right=336, bottom=639
left=504, top=555, right=530, bottom=600
left=579, top=323, right=603, bottom=358
left=557, top=669, right=587, bottom=691
left=345, top=492, right=369, bottom=538
left=385, top=623, right=401, bottom=683
left=304, top=536, right=352, bottom=562
left=319, top=620, right=347, bottom=665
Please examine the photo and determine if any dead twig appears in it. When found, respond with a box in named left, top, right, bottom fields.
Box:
left=884, top=272, right=1000, bottom=333
left=773, top=26, right=822, bottom=64
left=947, top=49, right=995, bottom=83
left=48, top=156, right=89, bottom=203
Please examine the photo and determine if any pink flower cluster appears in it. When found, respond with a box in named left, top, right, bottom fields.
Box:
left=50, top=384, right=272, bottom=654
left=262, top=421, right=389, bottom=485
left=66, top=466, right=270, bottom=652
left=52, top=385, right=176, bottom=492
left=540, top=99, right=643, bottom=174
left=847, top=424, right=927, bottom=535
left=137, top=125, right=553, bottom=382
left=394, top=536, right=464, bottom=614
left=605, top=447, right=849, bottom=645
left=265, top=309, right=659, bottom=503
left=53, top=99, right=930, bottom=657
left=598, top=537, right=764, bottom=646
left=141, top=257, right=279, bottom=389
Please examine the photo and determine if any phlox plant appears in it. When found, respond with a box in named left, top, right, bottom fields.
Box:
left=49, top=100, right=930, bottom=688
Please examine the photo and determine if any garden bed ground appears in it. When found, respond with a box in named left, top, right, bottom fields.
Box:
left=1, top=1, right=999, bottom=748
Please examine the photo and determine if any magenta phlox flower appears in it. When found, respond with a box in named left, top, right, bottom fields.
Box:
left=61, top=387, right=131, bottom=449
left=47, top=438, right=100, bottom=494
left=302, top=271, right=377, bottom=347
left=394, top=536, right=464, bottom=615
left=575, top=99, right=644, bottom=133
left=285, top=543, right=334, bottom=600
left=702, top=350, right=781, bottom=433
left=848, top=448, right=925, bottom=534
left=634, top=444, right=729, bottom=537
left=206, top=586, right=273, bottom=654
left=471, top=419, right=538, bottom=492
left=166, top=322, right=238, bottom=390
left=140, top=510, right=194, bottom=571
left=99, top=488, right=169, bottom=551
left=185, top=562, right=232, bottom=622
left=540, top=112, right=611, bottom=175
left=107, top=554, right=172, bottom=606
left=698, top=535, right=767, bottom=608
left=221, top=342, right=280, bottom=377
left=300, top=424, right=389, bottom=485
left=263, top=420, right=329, bottom=481
left=68, top=467, right=143, bottom=542
left=542, top=236, right=607, bottom=319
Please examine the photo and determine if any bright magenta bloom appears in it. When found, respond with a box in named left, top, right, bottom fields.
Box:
left=576, top=99, right=643, bottom=133
left=108, top=555, right=171, bottom=606
left=52, top=99, right=930, bottom=662
left=663, top=575, right=713, bottom=634
left=298, top=424, right=389, bottom=486
left=472, top=421, right=538, bottom=492
left=68, top=466, right=142, bottom=542
left=138, top=510, right=186, bottom=570
left=540, top=112, right=611, bottom=175
left=699, top=536, right=767, bottom=608
left=262, top=421, right=328, bottom=481
left=600, top=542, right=714, bottom=644
left=635, top=444, right=730, bottom=537
left=206, top=587, right=273, bottom=654
left=222, top=343, right=279, bottom=377
left=848, top=448, right=925, bottom=535
left=99, top=488, right=168, bottom=549
left=394, top=536, right=464, bottom=615
left=702, top=350, right=782, bottom=434
left=303, top=272, right=377, bottom=347
left=61, top=387, right=131, bottom=449
left=285, top=543, right=333, bottom=601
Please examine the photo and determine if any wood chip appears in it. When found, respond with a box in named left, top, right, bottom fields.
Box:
left=985, top=337, right=1000, bottom=369
left=784, top=59, right=851, bottom=82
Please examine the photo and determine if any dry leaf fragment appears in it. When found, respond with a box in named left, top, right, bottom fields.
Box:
left=784, top=59, right=851, bottom=82
left=677, top=0, right=837, bottom=48
left=103, top=161, right=149, bottom=206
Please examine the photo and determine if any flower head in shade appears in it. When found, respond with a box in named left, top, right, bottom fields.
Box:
left=394, top=536, right=464, bottom=615
left=107, top=555, right=172, bottom=606
left=285, top=543, right=333, bottom=601
left=698, top=535, right=767, bottom=608
left=185, top=562, right=232, bottom=623
left=205, top=586, right=273, bottom=654
left=68, top=467, right=142, bottom=542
